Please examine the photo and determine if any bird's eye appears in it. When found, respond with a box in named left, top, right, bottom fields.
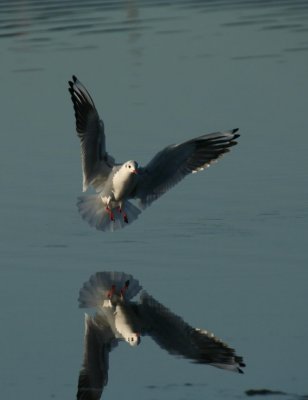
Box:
left=128, top=165, right=131, bottom=168
left=131, top=337, right=134, bottom=342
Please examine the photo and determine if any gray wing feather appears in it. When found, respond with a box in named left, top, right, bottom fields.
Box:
left=138, top=292, right=245, bottom=373
left=134, top=129, right=239, bottom=208
left=68, top=76, right=114, bottom=191
left=77, top=314, right=118, bottom=400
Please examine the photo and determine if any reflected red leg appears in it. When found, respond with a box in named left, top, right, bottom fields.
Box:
left=120, top=280, right=130, bottom=298
left=107, top=284, right=116, bottom=298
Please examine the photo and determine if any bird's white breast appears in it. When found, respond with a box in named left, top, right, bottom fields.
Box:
left=112, top=167, right=137, bottom=201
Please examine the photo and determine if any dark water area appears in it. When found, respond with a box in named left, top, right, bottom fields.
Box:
left=0, top=0, right=307, bottom=399
left=246, top=388, right=308, bottom=398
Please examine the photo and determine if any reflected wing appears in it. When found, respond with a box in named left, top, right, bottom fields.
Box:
left=68, top=76, right=114, bottom=191
left=138, top=292, right=245, bottom=373
left=133, top=130, right=239, bottom=208
left=77, top=314, right=118, bottom=400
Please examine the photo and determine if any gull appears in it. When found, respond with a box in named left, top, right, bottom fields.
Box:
left=68, top=76, right=240, bottom=232
left=76, top=271, right=245, bottom=399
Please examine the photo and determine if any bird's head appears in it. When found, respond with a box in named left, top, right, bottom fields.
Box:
left=125, top=332, right=141, bottom=347
left=124, top=160, right=139, bottom=175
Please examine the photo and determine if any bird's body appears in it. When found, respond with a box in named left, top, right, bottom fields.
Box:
left=76, top=272, right=245, bottom=400
left=93, top=301, right=139, bottom=344
left=106, top=162, right=138, bottom=202
left=68, top=76, right=240, bottom=232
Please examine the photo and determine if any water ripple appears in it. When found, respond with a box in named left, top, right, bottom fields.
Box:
left=0, top=0, right=307, bottom=47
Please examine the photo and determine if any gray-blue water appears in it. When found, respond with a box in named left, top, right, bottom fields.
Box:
left=0, top=0, right=308, bottom=399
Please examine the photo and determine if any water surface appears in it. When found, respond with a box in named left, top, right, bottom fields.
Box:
left=0, top=1, right=307, bottom=399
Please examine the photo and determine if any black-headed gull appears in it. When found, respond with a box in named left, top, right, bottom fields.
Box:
left=76, top=272, right=245, bottom=399
left=68, top=76, right=240, bottom=232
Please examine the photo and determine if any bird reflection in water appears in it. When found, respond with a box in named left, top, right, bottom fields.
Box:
left=76, top=272, right=245, bottom=399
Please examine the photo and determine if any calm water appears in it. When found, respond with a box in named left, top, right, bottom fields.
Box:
left=0, top=0, right=308, bottom=399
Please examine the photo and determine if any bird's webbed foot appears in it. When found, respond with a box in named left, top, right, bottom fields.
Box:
left=117, top=206, right=129, bottom=223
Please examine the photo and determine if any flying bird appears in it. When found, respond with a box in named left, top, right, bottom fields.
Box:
left=76, top=271, right=245, bottom=399
left=68, top=76, right=240, bottom=232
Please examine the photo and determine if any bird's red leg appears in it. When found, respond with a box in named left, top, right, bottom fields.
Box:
left=106, top=206, right=115, bottom=221
left=118, top=206, right=128, bottom=223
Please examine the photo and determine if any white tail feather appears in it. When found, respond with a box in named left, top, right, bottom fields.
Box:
left=79, top=272, right=143, bottom=308
left=77, top=195, right=142, bottom=232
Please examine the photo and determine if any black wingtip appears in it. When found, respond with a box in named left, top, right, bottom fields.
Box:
left=232, top=129, right=240, bottom=140
left=68, top=75, right=78, bottom=88
left=238, top=368, right=244, bottom=374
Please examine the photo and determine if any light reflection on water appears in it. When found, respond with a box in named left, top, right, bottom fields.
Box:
left=1, top=0, right=308, bottom=49
left=0, top=0, right=308, bottom=399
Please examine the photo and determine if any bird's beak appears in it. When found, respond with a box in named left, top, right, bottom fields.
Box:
left=132, top=169, right=138, bottom=175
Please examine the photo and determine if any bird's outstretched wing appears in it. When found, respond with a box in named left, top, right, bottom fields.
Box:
left=138, top=292, right=245, bottom=373
left=77, top=314, right=118, bottom=400
left=133, top=129, right=239, bottom=208
left=68, top=76, right=115, bottom=191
